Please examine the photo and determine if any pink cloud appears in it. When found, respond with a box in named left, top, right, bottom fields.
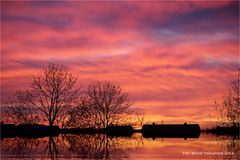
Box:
left=1, top=1, right=238, bottom=125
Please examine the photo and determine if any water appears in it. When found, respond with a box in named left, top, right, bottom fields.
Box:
left=1, top=133, right=239, bottom=160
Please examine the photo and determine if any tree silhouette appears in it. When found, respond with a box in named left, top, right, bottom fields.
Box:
left=223, top=80, right=240, bottom=127
left=215, top=70, right=240, bottom=127
left=66, top=97, right=93, bottom=128
left=86, top=81, right=132, bottom=129
left=136, top=113, right=145, bottom=128
left=7, top=64, right=80, bottom=127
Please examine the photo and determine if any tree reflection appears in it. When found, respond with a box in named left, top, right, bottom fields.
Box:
left=1, top=137, right=64, bottom=159
left=0, top=134, right=139, bottom=159
left=1, top=137, right=43, bottom=159
left=225, top=136, right=239, bottom=160
left=215, top=135, right=240, bottom=160
left=64, top=134, right=137, bottom=159
left=45, top=137, right=59, bottom=159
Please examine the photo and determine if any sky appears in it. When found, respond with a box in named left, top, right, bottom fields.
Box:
left=1, top=1, right=239, bottom=127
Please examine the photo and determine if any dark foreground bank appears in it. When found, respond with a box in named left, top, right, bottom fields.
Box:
left=1, top=123, right=238, bottom=139
left=1, top=123, right=60, bottom=138
left=0, top=123, right=135, bottom=138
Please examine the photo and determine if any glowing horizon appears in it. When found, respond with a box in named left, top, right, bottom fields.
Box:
left=1, top=1, right=239, bottom=127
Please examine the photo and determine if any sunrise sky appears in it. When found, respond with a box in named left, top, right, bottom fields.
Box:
left=1, top=1, right=239, bottom=127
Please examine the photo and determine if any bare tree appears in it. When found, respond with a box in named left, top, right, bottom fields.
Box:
left=65, top=97, right=94, bottom=128
left=86, top=81, right=132, bottom=129
left=7, top=64, right=80, bottom=127
left=224, top=79, right=240, bottom=127
left=214, top=101, right=228, bottom=127
left=136, top=113, right=145, bottom=128
left=215, top=78, right=240, bottom=127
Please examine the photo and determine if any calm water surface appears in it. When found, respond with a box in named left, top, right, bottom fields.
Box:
left=0, top=133, right=239, bottom=160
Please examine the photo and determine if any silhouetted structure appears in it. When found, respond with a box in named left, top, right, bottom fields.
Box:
left=142, top=123, right=201, bottom=138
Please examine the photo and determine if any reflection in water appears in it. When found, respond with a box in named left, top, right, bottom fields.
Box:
left=0, top=134, right=239, bottom=159
left=215, top=136, right=240, bottom=160
left=1, top=134, right=141, bottom=159
left=45, top=137, right=59, bottom=159
left=65, top=134, right=139, bottom=159
left=1, top=137, right=58, bottom=159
